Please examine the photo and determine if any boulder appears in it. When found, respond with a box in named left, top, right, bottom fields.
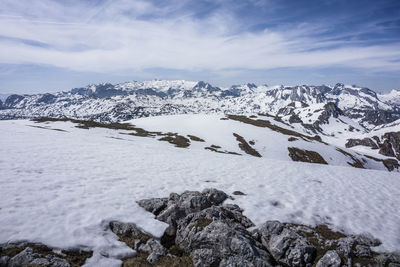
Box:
left=7, top=247, right=70, bottom=267
left=137, top=238, right=167, bottom=264
left=175, top=206, right=273, bottom=266
left=316, top=250, right=341, bottom=267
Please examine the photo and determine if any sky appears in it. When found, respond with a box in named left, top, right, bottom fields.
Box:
left=0, top=0, right=400, bottom=94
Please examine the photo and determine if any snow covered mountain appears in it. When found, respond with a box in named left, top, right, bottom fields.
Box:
left=1, top=80, right=399, bottom=129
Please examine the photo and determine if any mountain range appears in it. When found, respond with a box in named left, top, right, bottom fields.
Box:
left=1, top=80, right=399, bottom=128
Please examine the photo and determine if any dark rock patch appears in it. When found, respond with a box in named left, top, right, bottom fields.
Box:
left=233, top=133, right=262, bottom=157
left=336, top=148, right=365, bottom=169
left=345, top=138, right=378, bottom=149
left=204, top=145, right=241, bottom=155
left=187, top=135, right=205, bottom=142
left=288, top=147, right=328, bottom=164
left=158, top=134, right=190, bottom=148
left=227, top=114, right=322, bottom=142
left=233, top=191, right=246, bottom=196
left=364, top=154, right=400, bottom=171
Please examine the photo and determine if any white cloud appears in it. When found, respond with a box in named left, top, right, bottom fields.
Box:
left=0, top=0, right=399, bottom=73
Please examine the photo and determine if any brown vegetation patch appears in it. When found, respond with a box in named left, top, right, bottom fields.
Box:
left=195, top=218, right=213, bottom=228
left=336, top=148, right=365, bottom=169
left=27, top=125, right=68, bottom=132
left=227, top=115, right=322, bottom=143
left=204, top=145, right=241, bottom=155
left=33, top=117, right=199, bottom=149
left=159, top=135, right=190, bottom=148
left=187, top=135, right=205, bottom=142
left=288, top=137, right=298, bottom=142
left=364, top=154, right=400, bottom=171
left=233, top=133, right=261, bottom=157
left=288, top=147, right=328, bottom=164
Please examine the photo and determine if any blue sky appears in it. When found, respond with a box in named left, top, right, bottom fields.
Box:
left=0, top=0, right=400, bottom=94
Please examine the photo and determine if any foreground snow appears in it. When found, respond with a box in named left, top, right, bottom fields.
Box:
left=0, top=118, right=399, bottom=266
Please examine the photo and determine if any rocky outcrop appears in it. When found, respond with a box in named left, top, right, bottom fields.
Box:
left=0, top=242, right=92, bottom=267
left=345, top=137, right=378, bottom=149
left=257, top=221, right=316, bottom=266
left=127, top=189, right=400, bottom=266
left=289, top=114, right=303, bottom=123
left=347, top=131, right=400, bottom=160
left=382, top=132, right=400, bottom=159
left=3, top=94, right=24, bottom=109
left=2, top=189, right=400, bottom=267
left=136, top=189, right=274, bottom=266
left=318, top=102, right=343, bottom=123
left=288, top=147, right=328, bottom=164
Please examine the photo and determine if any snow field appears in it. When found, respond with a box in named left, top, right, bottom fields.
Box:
left=0, top=117, right=399, bottom=266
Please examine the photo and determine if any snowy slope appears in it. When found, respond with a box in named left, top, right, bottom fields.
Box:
left=379, top=89, right=400, bottom=106
left=1, top=116, right=400, bottom=265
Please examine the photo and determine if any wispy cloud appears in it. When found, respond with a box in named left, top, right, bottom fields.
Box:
left=0, top=0, right=399, bottom=87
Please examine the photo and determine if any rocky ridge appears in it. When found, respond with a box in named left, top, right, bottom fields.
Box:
left=1, top=80, right=399, bottom=129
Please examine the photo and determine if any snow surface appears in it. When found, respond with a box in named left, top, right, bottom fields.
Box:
left=1, top=117, right=400, bottom=266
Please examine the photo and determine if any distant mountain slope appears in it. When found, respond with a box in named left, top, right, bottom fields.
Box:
left=1, top=80, right=399, bottom=129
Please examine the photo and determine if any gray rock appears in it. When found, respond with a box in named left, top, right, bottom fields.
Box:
left=8, top=247, right=70, bottom=267
left=222, top=204, right=255, bottom=228
left=136, top=197, right=168, bottom=215
left=202, top=188, right=228, bottom=205
left=142, top=189, right=227, bottom=237
left=336, top=237, right=355, bottom=257
left=0, top=256, right=9, bottom=267
left=261, top=226, right=315, bottom=267
left=175, top=206, right=274, bottom=266
left=388, top=263, right=400, bottom=267
left=109, top=220, right=145, bottom=237
left=316, top=250, right=341, bottom=267
left=354, top=232, right=382, bottom=247
left=258, top=221, right=284, bottom=241
left=138, top=238, right=167, bottom=264
left=355, top=245, right=372, bottom=258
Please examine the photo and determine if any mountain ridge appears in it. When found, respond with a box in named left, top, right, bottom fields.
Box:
left=1, top=80, right=399, bottom=130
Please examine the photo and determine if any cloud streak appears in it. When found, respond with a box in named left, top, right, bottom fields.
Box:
left=0, top=0, right=399, bottom=75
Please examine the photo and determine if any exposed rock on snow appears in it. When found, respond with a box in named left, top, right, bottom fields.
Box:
left=127, top=189, right=400, bottom=266
left=2, top=189, right=400, bottom=266
left=288, top=147, right=328, bottom=164
left=346, top=131, right=400, bottom=160
left=0, top=243, right=92, bottom=267
left=345, top=138, right=378, bottom=149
